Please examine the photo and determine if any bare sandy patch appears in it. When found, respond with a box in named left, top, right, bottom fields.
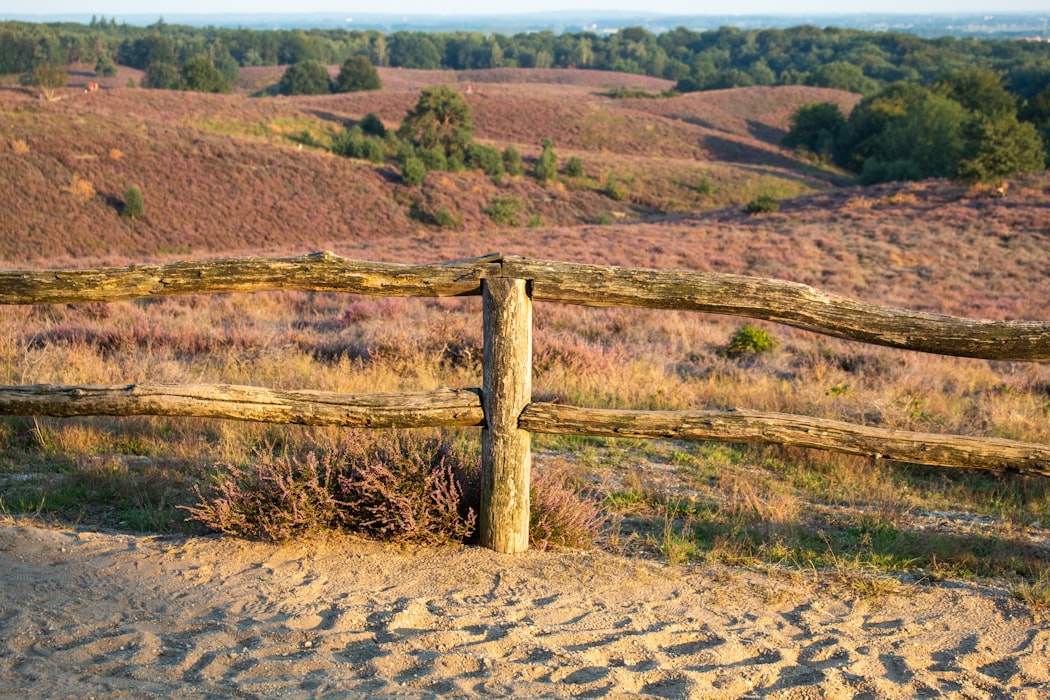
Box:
left=1, top=522, right=1047, bottom=698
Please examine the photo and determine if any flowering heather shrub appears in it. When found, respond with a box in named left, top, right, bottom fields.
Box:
left=182, top=430, right=612, bottom=549
left=181, top=451, right=344, bottom=541
left=530, top=468, right=611, bottom=550
left=336, top=431, right=477, bottom=544
left=183, top=431, right=478, bottom=544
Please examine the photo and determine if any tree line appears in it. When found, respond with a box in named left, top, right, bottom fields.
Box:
left=784, top=68, right=1048, bottom=186
left=3, top=19, right=1050, bottom=100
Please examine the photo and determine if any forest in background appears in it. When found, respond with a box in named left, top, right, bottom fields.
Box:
left=4, top=18, right=1050, bottom=100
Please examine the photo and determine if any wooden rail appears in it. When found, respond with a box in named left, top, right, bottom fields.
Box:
left=3, top=252, right=1049, bottom=551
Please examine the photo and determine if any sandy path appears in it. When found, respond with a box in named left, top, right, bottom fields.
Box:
left=1, top=523, right=1047, bottom=699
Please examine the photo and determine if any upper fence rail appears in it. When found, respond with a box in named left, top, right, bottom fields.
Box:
left=2, top=251, right=1047, bottom=362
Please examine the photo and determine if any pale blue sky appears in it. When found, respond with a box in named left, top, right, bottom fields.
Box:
left=10, top=0, right=1050, bottom=17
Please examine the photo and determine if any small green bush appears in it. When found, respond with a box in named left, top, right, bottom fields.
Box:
left=503, top=144, right=524, bottom=176
left=122, top=185, right=144, bottom=218
left=401, top=157, right=427, bottom=186
left=745, top=194, right=779, bottom=214
left=483, top=196, right=524, bottom=225
left=726, top=325, right=778, bottom=357
left=468, top=143, right=504, bottom=182
left=695, top=174, right=714, bottom=194
left=359, top=112, right=386, bottom=137
left=534, top=139, right=558, bottom=182
left=602, top=174, right=629, bottom=201
left=565, top=155, right=585, bottom=178
left=435, top=206, right=460, bottom=228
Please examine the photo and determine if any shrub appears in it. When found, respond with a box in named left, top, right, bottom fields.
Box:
left=336, top=432, right=476, bottom=544
left=401, top=156, right=427, bottom=186
left=180, top=55, right=231, bottom=93
left=398, top=85, right=474, bottom=164
left=745, top=194, right=779, bottom=214
left=333, top=55, right=381, bottom=93
left=181, top=451, right=344, bottom=541
left=278, top=59, right=331, bottom=96
left=503, top=144, right=524, bottom=176
left=695, top=174, right=714, bottom=194
left=467, top=143, right=504, bottom=182
left=602, top=174, right=629, bottom=201
left=359, top=112, right=386, bottom=137
left=565, top=155, right=585, bottom=178
left=529, top=468, right=611, bottom=550
left=726, top=325, right=778, bottom=357
left=122, top=185, right=144, bottom=218
left=534, top=139, right=558, bottom=182
left=435, top=206, right=460, bottom=228
left=183, top=431, right=477, bottom=544
left=418, top=143, right=448, bottom=171
left=94, top=54, right=118, bottom=78
left=332, top=126, right=385, bottom=163
left=483, top=196, right=524, bottom=225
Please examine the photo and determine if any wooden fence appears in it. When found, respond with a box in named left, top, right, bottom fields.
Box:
left=2, top=252, right=1049, bottom=552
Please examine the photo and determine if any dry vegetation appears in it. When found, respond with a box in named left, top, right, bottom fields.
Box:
left=1, top=69, right=1049, bottom=597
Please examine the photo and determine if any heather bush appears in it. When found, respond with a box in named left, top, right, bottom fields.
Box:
left=182, top=430, right=614, bottom=549
left=184, top=431, right=478, bottom=544
left=336, top=431, right=477, bottom=544
left=530, top=468, right=611, bottom=550
left=181, top=451, right=344, bottom=541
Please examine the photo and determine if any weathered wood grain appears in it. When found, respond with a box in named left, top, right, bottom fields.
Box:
left=0, top=252, right=502, bottom=304
left=0, top=383, right=485, bottom=428
left=480, top=278, right=533, bottom=553
left=502, top=257, right=1050, bottom=362
left=519, top=402, right=1050, bottom=477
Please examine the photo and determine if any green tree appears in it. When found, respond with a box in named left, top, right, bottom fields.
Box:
left=123, top=186, right=144, bottom=218
left=94, top=54, right=118, bottom=78
left=565, top=155, right=585, bottom=178
left=955, top=113, right=1045, bottom=187
left=401, top=156, right=427, bottom=186
left=861, top=93, right=970, bottom=183
left=806, top=61, right=879, bottom=95
left=334, top=55, right=381, bottom=93
left=503, top=144, right=524, bottom=176
left=143, top=61, right=179, bottom=90
left=278, top=59, right=331, bottom=96
left=934, top=68, right=1016, bottom=118
left=180, top=55, right=231, bottom=93
left=397, top=86, right=474, bottom=165
left=782, top=102, right=846, bottom=160
left=359, top=112, right=386, bottom=137
left=534, top=139, right=557, bottom=182
left=31, top=63, right=67, bottom=101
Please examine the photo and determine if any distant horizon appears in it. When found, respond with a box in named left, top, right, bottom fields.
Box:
left=6, top=4, right=1050, bottom=20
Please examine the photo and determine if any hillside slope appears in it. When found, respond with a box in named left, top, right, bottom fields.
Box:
left=1, top=76, right=848, bottom=264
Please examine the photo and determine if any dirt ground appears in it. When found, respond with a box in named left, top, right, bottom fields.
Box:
left=1, top=522, right=1047, bottom=699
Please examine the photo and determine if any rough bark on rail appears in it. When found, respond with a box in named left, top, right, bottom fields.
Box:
left=0, top=252, right=502, bottom=304
left=0, top=383, right=485, bottom=428
left=519, top=402, right=1050, bottom=477
left=503, top=257, right=1050, bottom=362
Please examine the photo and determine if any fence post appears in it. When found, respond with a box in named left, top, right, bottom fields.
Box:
left=480, top=277, right=532, bottom=553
